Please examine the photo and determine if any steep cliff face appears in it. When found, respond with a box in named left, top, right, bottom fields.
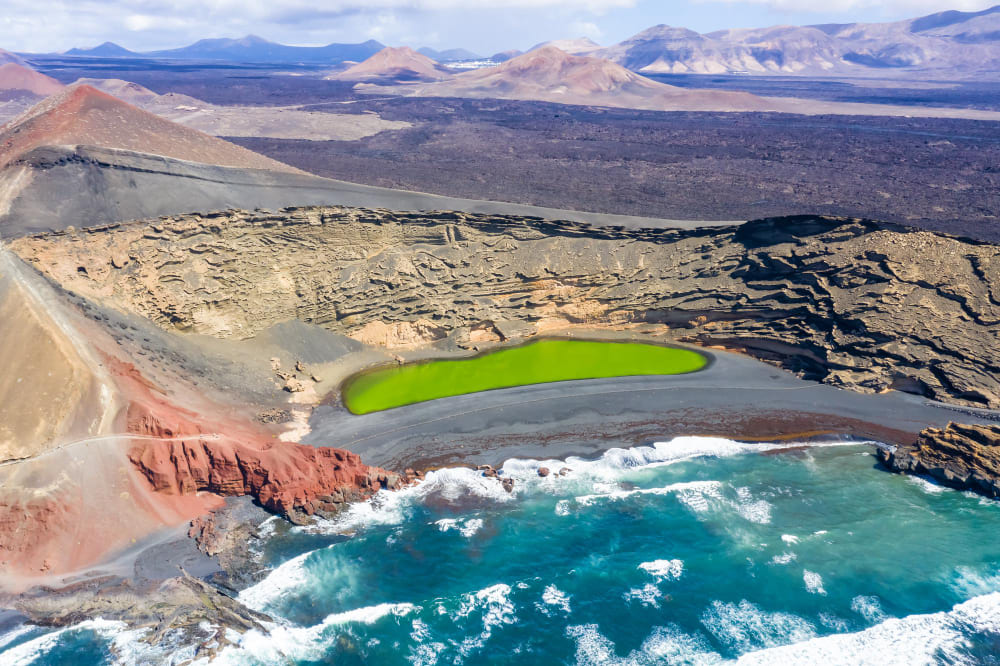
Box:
left=879, top=422, right=1000, bottom=497
left=111, top=350, right=404, bottom=523
left=13, top=208, right=1000, bottom=409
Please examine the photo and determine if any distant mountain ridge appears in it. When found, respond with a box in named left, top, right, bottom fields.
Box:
left=576, top=4, right=1000, bottom=78
left=65, top=41, right=139, bottom=57
left=63, top=35, right=385, bottom=64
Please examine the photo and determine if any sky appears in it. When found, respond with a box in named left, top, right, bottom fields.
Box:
left=1, top=0, right=997, bottom=55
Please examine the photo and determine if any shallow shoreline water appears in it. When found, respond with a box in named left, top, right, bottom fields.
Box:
left=7, top=435, right=1000, bottom=665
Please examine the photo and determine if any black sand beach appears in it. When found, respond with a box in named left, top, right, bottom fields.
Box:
left=305, top=347, right=1000, bottom=470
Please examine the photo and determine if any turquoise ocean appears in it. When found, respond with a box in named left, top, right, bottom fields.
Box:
left=5, top=437, right=1000, bottom=665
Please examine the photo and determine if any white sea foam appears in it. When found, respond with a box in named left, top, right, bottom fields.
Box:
left=237, top=549, right=312, bottom=611
left=771, top=552, right=797, bottom=565
left=301, top=466, right=516, bottom=538
left=504, top=437, right=792, bottom=487
left=201, top=602, right=417, bottom=665
left=459, top=519, right=484, bottom=537
left=850, top=595, right=888, bottom=623
left=555, top=499, right=571, bottom=516
left=576, top=480, right=723, bottom=507
left=293, top=436, right=855, bottom=540
left=435, top=517, right=484, bottom=538
left=577, top=478, right=773, bottom=525
left=820, top=613, right=850, bottom=633
left=734, top=487, right=773, bottom=524
left=782, top=534, right=800, bottom=545
left=737, top=592, right=1000, bottom=665
left=639, top=559, right=684, bottom=581
left=539, top=584, right=572, bottom=615
left=906, top=475, right=949, bottom=494
left=803, top=570, right=827, bottom=595
left=624, top=583, right=663, bottom=608
left=0, top=619, right=126, bottom=666
left=950, top=565, right=1000, bottom=598
left=701, top=599, right=816, bottom=653
left=451, top=583, right=517, bottom=656
left=0, top=624, right=35, bottom=652
left=567, top=623, right=722, bottom=665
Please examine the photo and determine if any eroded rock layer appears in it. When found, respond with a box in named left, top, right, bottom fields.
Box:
left=879, top=422, right=1000, bottom=497
left=12, top=208, right=1000, bottom=407
left=129, top=438, right=401, bottom=522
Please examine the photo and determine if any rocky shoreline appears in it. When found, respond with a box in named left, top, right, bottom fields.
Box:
left=879, top=422, right=1000, bottom=497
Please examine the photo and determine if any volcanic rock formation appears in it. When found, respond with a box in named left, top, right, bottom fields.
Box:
left=879, top=422, right=1000, bottom=497
left=332, top=46, right=453, bottom=81
left=12, top=209, right=1000, bottom=409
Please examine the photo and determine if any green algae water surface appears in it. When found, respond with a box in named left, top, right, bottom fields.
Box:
left=342, top=339, right=708, bottom=414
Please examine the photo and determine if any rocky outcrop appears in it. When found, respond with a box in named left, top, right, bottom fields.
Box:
left=12, top=208, right=1000, bottom=408
left=128, top=436, right=402, bottom=522
left=879, top=422, right=1000, bottom=497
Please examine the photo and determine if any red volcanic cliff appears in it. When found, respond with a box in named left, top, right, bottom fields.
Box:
left=112, top=357, right=402, bottom=521
left=128, top=435, right=401, bottom=519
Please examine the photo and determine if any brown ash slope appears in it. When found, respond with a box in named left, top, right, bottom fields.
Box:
left=12, top=208, right=1000, bottom=409
left=0, top=84, right=300, bottom=172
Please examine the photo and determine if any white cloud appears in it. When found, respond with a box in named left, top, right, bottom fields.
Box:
left=0, top=0, right=638, bottom=51
left=570, top=20, right=604, bottom=40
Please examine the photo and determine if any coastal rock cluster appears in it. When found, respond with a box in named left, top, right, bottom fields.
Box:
left=12, top=207, right=1000, bottom=408
left=879, top=422, right=1000, bottom=496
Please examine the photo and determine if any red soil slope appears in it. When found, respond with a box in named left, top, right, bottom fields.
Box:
left=0, top=63, right=64, bottom=96
left=0, top=84, right=301, bottom=172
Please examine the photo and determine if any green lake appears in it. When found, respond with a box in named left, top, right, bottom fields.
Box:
left=342, top=339, right=708, bottom=414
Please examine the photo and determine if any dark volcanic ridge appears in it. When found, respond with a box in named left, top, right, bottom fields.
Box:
left=0, top=143, right=715, bottom=238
